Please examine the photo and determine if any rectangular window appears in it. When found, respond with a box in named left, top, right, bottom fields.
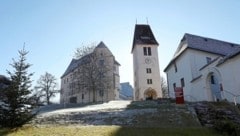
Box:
left=99, top=60, right=104, bottom=66
left=174, top=62, right=177, bottom=72
left=147, top=79, right=152, bottom=84
left=82, top=94, right=84, bottom=99
left=148, top=47, right=151, bottom=56
left=99, top=90, right=104, bottom=97
left=146, top=68, right=152, bottom=73
left=143, top=47, right=152, bottom=56
left=211, top=75, right=215, bottom=84
left=181, top=78, right=185, bottom=87
left=99, top=72, right=104, bottom=78
left=143, top=47, right=147, bottom=55
left=69, top=97, right=77, bottom=103
left=173, top=83, right=176, bottom=90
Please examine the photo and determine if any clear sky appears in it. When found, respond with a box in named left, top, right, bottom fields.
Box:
left=1, top=0, right=240, bottom=101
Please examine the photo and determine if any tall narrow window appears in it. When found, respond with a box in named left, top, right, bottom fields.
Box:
left=147, top=79, right=152, bottom=84
left=99, top=60, right=104, bottom=66
left=173, top=83, right=176, bottom=90
left=82, top=94, right=84, bottom=99
left=146, top=68, right=152, bottom=73
left=148, top=47, right=152, bottom=56
left=174, top=62, right=178, bottom=72
left=99, top=90, right=104, bottom=97
left=181, top=78, right=185, bottom=87
left=143, top=47, right=147, bottom=55
left=143, top=47, right=152, bottom=56
left=211, top=75, right=215, bottom=84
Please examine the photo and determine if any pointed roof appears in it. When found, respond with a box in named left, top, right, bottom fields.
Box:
left=164, top=33, right=240, bottom=72
left=96, top=41, right=107, bottom=48
left=131, top=24, right=158, bottom=52
left=61, top=41, right=120, bottom=78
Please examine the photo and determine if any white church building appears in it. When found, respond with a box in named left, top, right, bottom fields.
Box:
left=164, top=33, right=240, bottom=104
left=132, top=24, right=162, bottom=100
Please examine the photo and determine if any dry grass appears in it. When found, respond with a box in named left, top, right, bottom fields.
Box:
left=1, top=125, right=222, bottom=136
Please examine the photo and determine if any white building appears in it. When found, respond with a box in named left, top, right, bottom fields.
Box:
left=60, top=42, right=120, bottom=104
left=132, top=24, right=162, bottom=100
left=164, top=33, right=240, bottom=104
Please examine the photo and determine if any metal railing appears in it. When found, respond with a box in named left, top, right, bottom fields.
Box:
left=222, top=89, right=240, bottom=105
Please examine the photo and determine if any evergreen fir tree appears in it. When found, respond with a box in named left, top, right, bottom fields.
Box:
left=0, top=47, right=35, bottom=128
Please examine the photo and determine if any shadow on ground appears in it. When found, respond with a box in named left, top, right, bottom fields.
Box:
left=31, top=99, right=201, bottom=128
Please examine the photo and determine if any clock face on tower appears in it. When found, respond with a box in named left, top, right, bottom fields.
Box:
left=145, top=58, right=152, bottom=64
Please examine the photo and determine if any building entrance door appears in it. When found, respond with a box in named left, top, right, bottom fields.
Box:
left=210, top=74, right=222, bottom=101
left=144, top=88, right=157, bottom=100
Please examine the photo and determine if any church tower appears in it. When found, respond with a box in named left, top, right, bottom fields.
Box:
left=131, top=24, right=162, bottom=100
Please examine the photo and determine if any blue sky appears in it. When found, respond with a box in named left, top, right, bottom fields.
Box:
left=1, top=0, right=240, bottom=92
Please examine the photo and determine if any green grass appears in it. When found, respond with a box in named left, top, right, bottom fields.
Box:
left=1, top=126, right=222, bottom=136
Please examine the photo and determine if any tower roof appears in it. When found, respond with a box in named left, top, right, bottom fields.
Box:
left=131, top=24, right=158, bottom=52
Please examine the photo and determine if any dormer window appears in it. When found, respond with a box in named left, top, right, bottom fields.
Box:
left=206, top=57, right=212, bottom=64
left=141, top=36, right=150, bottom=40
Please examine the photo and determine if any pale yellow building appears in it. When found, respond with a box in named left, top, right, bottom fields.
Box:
left=60, top=42, right=120, bottom=104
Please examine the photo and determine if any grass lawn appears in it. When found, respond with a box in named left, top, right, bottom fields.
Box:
left=0, top=125, right=222, bottom=136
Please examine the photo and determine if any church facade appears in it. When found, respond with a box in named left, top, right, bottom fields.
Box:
left=132, top=24, right=162, bottom=100
left=60, top=42, right=120, bottom=104
left=164, top=33, right=240, bottom=104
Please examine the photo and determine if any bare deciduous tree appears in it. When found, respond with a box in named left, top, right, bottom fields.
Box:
left=35, top=72, right=59, bottom=105
left=161, top=76, right=168, bottom=98
left=74, top=44, right=96, bottom=59
left=73, top=44, right=112, bottom=103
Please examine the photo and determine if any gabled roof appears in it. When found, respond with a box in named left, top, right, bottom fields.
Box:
left=182, top=33, right=240, bottom=56
left=131, top=24, right=158, bottom=52
left=61, top=42, right=120, bottom=78
left=217, top=47, right=240, bottom=66
left=114, top=60, right=121, bottom=66
left=164, top=33, right=240, bottom=72
left=96, top=41, right=107, bottom=48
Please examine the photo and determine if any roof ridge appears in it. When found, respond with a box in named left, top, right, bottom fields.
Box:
left=185, top=33, right=240, bottom=46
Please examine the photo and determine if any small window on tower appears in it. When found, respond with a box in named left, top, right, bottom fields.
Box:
left=143, top=47, right=151, bottom=56
left=146, top=68, right=152, bottom=73
left=148, top=47, right=152, bottom=56
left=147, top=79, right=152, bottom=84
left=143, top=47, right=147, bottom=55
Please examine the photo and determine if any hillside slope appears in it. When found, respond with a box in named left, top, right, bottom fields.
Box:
left=31, top=100, right=201, bottom=127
